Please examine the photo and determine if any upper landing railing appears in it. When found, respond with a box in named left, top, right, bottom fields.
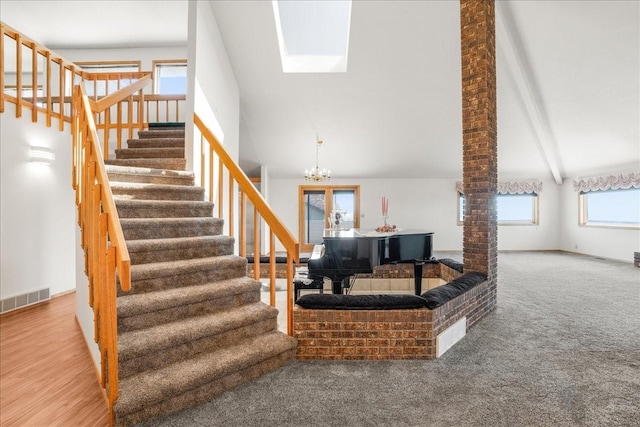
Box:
left=1, top=21, right=186, bottom=144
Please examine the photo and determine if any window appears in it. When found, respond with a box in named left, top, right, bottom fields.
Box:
left=299, top=185, right=360, bottom=252
left=76, top=61, right=141, bottom=97
left=153, top=60, right=187, bottom=95
left=579, top=188, right=640, bottom=228
left=458, top=192, right=539, bottom=225
left=272, top=0, right=352, bottom=73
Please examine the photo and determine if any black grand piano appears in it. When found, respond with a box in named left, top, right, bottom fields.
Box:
left=306, top=229, right=434, bottom=296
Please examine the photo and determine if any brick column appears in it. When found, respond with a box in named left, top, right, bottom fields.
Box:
left=460, top=0, right=497, bottom=307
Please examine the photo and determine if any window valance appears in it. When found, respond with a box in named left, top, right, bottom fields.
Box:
left=456, top=180, right=542, bottom=195
left=572, top=172, right=640, bottom=193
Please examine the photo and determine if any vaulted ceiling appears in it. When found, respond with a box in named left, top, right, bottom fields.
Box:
left=2, top=0, right=638, bottom=182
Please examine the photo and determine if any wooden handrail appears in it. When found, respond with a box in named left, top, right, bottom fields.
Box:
left=194, top=114, right=299, bottom=260
left=78, top=91, right=132, bottom=291
left=89, top=74, right=152, bottom=113
left=73, top=82, right=135, bottom=423
left=194, top=113, right=300, bottom=334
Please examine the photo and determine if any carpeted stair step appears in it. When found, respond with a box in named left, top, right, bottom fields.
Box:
left=115, top=147, right=185, bottom=159
left=126, top=138, right=185, bottom=149
left=117, top=276, right=261, bottom=333
left=138, top=129, right=185, bottom=139
left=127, top=235, right=234, bottom=264
left=115, top=199, right=213, bottom=219
left=118, top=302, right=278, bottom=378
left=120, top=217, right=223, bottom=240
left=113, top=331, right=297, bottom=427
left=111, top=182, right=204, bottom=201
left=106, top=164, right=194, bottom=186
left=125, top=255, right=247, bottom=295
left=105, top=158, right=186, bottom=171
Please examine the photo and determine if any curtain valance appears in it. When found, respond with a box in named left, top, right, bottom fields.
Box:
left=572, top=172, right=640, bottom=193
left=456, top=181, right=542, bottom=195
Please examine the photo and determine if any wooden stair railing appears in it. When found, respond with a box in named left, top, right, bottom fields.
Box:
left=1, top=21, right=186, bottom=139
left=4, top=19, right=301, bottom=421
left=72, top=81, right=151, bottom=423
left=1, top=21, right=84, bottom=129
left=194, top=114, right=300, bottom=335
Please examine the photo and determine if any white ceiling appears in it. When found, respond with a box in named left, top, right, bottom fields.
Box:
left=2, top=0, right=638, bottom=182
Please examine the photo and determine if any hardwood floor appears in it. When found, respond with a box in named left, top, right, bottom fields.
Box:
left=0, top=293, right=109, bottom=427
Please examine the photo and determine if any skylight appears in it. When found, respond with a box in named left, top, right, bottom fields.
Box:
left=272, top=0, right=352, bottom=73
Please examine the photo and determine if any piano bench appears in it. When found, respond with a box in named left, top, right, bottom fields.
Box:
left=294, top=277, right=325, bottom=301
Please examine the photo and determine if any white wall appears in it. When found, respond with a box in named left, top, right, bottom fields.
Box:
left=188, top=2, right=239, bottom=157
left=560, top=178, right=640, bottom=262
left=186, top=1, right=240, bottom=237
left=267, top=177, right=562, bottom=253
left=0, top=103, right=77, bottom=300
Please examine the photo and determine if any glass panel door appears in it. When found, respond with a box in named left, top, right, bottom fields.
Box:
left=303, top=190, right=326, bottom=247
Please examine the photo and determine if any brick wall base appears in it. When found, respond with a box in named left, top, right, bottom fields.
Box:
left=294, top=273, right=492, bottom=360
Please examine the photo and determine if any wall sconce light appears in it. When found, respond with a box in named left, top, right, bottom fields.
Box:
left=29, top=146, right=55, bottom=164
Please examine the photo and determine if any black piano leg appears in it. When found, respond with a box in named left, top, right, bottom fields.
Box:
left=332, top=279, right=343, bottom=295
left=413, top=262, right=425, bottom=295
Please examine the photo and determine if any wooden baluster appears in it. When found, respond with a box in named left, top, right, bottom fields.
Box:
left=116, top=98, right=122, bottom=150
left=31, top=42, right=37, bottom=122
left=287, top=257, right=294, bottom=335
left=45, top=51, right=51, bottom=127
left=71, top=86, right=77, bottom=191
left=218, top=157, right=223, bottom=218
left=208, top=145, right=214, bottom=202
left=253, top=203, right=259, bottom=281
left=105, top=243, right=119, bottom=410
left=15, top=33, right=22, bottom=118
left=88, top=163, right=98, bottom=309
left=0, top=24, right=5, bottom=113
left=127, top=93, right=133, bottom=140
left=103, top=108, right=110, bottom=160
left=97, top=209, right=107, bottom=388
left=138, top=89, right=144, bottom=134
left=270, top=232, right=276, bottom=307
left=200, top=134, right=205, bottom=189
left=58, top=62, right=64, bottom=131
left=239, top=190, right=246, bottom=257
left=228, top=176, right=234, bottom=238
left=154, top=100, right=159, bottom=124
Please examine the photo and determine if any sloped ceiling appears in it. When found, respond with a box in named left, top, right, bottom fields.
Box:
left=2, top=0, right=638, bottom=181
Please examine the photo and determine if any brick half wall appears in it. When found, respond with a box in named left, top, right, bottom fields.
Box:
left=294, top=278, right=491, bottom=360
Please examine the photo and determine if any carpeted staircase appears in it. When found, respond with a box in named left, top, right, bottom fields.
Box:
left=104, top=124, right=297, bottom=427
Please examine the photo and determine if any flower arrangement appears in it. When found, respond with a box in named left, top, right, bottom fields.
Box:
left=376, top=196, right=397, bottom=232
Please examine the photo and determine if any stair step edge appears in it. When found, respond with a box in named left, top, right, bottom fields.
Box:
left=114, top=199, right=212, bottom=207
left=118, top=302, right=277, bottom=358
left=110, top=182, right=202, bottom=191
left=130, top=254, right=245, bottom=280
left=117, top=276, right=260, bottom=318
left=126, top=235, right=233, bottom=251
left=115, top=332, right=297, bottom=415
left=105, top=164, right=194, bottom=177
left=120, top=217, right=223, bottom=228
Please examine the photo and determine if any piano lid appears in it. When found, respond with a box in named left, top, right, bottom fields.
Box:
left=322, top=228, right=434, bottom=239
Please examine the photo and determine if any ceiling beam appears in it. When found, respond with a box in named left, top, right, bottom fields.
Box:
left=496, top=3, right=563, bottom=186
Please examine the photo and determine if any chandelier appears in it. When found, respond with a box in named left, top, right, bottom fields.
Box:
left=304, top=134, right=331, bottom=182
